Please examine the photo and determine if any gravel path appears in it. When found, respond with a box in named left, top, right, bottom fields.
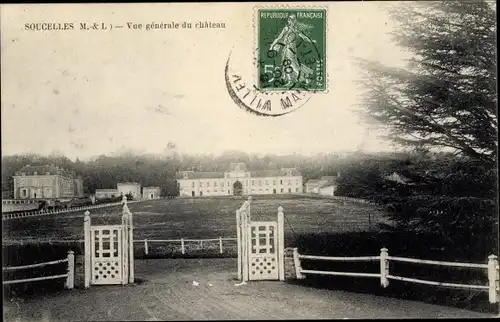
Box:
left=3, top=258, right=494, bottom=321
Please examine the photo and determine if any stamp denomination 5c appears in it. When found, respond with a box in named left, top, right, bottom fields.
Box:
left=257, top=8, right=327, bottom=92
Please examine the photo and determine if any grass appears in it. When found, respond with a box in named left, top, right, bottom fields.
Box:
left=2, top=195, right=387, bottom=244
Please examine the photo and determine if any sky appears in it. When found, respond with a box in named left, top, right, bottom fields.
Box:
left=1, top=2, right=410, bottom=161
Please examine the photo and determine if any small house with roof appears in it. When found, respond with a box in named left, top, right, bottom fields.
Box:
left=143, top=186, right=161, bottom=200
left=117, top=182, right=141, bottom=200
left=305, top=173, right=340, bottom=196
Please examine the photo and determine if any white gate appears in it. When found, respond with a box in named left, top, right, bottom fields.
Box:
left=90, top=225, right=123, bottom=285
left=84, top=196, right=134, bottom=287
left=236, top=197, right=285, bottom=282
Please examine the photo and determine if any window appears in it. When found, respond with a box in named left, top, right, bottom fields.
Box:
left=258, top=180, right=262, bottom=186
left=200, top=182, right=204, bottom=187
left=265, top=180, right=268, bottom=185
left=296, top=188, right=299, bottom=192
left=296, top=180, right=299, bottom=185
left=192, top=182, right=195, bottom=187
left=252, top=180, right=254, bottom=186
left=227, top=181, right=230, bottom=187
left=228, top=190, right=230, bottom=194
left=207, top=182, right=210, bottom=187
left=280, top=180, right=283, bottom=184
left=214, top=181, right=217, bottom=187
left=281, top=188, right=284, bottom=193
left=288, top=188, right=292, bottom=193
left=273, top=180, right=276, bottom=185
left=288, top=180, right=291, bottom=185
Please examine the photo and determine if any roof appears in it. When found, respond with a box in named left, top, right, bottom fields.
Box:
left=182, top=172, right=225, bottom=179
left=319, top=176, right=338, bottom=186
left=14, top=165, right=77, bottom=178
left=95, top=189, right=119, bottom=192
left=250, top=168, right=301, bottom=177
left=143, top=186, right=161, bottom=190
left=178, top=167, right=302, bottom=180
left=117, top=182, right=141, bottom=186
left=306, top=176, right=339, bottom=188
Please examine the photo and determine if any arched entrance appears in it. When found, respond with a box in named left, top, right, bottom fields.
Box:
left=233, top=181, right=243, bottom=196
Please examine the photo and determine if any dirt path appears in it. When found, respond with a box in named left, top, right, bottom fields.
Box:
left=3, top=258, right=494, bottom=321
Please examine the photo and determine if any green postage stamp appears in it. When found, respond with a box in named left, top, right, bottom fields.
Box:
left=256, top=8, right=327, bottom=92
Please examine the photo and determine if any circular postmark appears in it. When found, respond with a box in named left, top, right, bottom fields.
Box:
left=225, top=47, right=312, bottom=117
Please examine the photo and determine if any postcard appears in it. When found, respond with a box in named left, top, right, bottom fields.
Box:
left=1, top=2, right=498, bottom=320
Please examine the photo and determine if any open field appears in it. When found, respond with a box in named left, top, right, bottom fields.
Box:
left=2, top=196, right=388, bottom=245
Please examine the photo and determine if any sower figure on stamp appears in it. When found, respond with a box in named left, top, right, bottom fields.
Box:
left=269, top=14, right=314, bottom=87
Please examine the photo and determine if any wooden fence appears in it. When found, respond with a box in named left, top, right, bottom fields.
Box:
left=2, top=200, right=142, bottom=221
left=2, top=250, right=75, bottom=289
left=293, top=248, right=500, bottom=304
left=3, top=237, right=239, bottom=255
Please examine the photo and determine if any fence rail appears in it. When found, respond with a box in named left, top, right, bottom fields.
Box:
left=293, top=248, right=500, bottom=304
left=3, top=237, right=239, bottom=256
left=2, top=201, right=139, bottom=221
left=137, top=237, right=238, bottom=255
left=298, top=254, right=380, bottom=262
left=2, top=251, right=75, bottom=289
left=2, top=258, right=68, bottom=271
left=387, top=255, right=489, bottom=269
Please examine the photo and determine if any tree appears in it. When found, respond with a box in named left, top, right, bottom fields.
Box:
left=356, top=1, right=497, bottom=256
left=358, top=1, right=497, bottom=164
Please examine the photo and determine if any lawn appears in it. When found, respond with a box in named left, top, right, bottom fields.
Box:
left=2, top=195, right=388, bottom=244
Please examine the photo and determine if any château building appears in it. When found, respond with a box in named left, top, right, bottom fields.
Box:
left=13, top=165, right=84, bottom=200
left=178, top=162, right=303, bottom=197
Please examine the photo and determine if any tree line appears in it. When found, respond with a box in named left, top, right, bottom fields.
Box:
left=1, top=150, right=403, bottom=198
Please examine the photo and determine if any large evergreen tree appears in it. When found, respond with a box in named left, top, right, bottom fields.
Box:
left=358, top=1, right=496, bottom=163
left=356, top=1, right=497, bottom=255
